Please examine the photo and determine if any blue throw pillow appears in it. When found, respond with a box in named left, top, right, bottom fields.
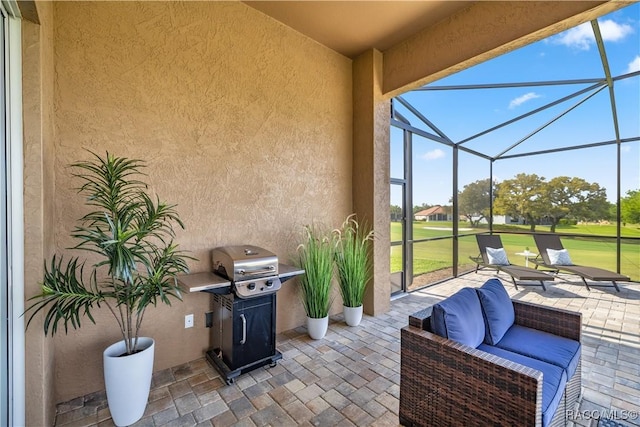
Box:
left=476, top=279, right=515, bottom=345
left=430, top=287, right=485, bottom=348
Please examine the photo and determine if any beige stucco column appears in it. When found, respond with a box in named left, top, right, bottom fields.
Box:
left=352, top=49, right=390, bottom=316
left=22, top=2, right=56, bottom=425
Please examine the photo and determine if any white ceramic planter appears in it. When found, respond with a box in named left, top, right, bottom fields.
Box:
left=343, top=305, right=363, bottom=327
left=306, top=316, right=329, bottom=340
left=103, top=337, right=155, bottom=427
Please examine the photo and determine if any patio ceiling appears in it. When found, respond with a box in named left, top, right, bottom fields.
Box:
left=243, top=1, right=473, bottom=59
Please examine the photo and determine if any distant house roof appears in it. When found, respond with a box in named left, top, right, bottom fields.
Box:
left=415, top=205, right=447, bottom=216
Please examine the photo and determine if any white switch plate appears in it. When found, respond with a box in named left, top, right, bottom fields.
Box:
left=185, top=314, right=194, bottom=328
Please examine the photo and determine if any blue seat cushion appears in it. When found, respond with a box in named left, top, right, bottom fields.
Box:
left=476, top=279, right=515, bottom=345
left=496, top=324, right=581, bottom=379
left=431, top=287, right=485, bottom=348
left=479, top=344, right=567, bottom=427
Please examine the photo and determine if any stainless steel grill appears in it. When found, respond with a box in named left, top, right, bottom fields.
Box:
left=178, top=244, right=303, bottom=385
left=211, top=245, right=282, bottom=298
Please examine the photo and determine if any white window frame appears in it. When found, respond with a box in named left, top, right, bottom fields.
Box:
left=1, top=0, right=24, bottom=425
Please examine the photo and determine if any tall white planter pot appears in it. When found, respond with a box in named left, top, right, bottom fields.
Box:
left=343, top=305, right=363, bottom=327
left=306, top=316, right=329, bottom=340
left=103, top=337, right=155, bottom=427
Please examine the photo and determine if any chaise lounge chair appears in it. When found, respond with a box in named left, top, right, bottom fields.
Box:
left=470, top=234, right=554, bottom=290
left=532, top=234, right=629, bottom=292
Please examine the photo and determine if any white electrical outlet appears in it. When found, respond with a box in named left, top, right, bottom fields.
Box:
left=185, top=314, right=194, bottom=328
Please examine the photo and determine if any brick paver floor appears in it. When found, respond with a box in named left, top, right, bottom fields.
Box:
left=55, top=271, right=639, bottom=427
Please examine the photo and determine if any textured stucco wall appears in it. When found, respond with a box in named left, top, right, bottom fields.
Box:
left=51, top=1, right=352, bottom=402
left=22, top=1, right=56, bottom=425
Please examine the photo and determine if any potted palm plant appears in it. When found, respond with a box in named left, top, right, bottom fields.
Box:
left=334, top=214, right=374, bottom=327
left=25, top=152, right=192, bottom=427
left=296, top=223, right=335, bottom=339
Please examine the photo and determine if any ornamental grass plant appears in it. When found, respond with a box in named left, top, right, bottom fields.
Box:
left=296, top=223, right=335, bottom=319
left=334, top=214, right=374, bottom=308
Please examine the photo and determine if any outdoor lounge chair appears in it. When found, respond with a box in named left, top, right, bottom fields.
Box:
left=470, top=234, right=554, bottom=290
left=532, top=234, right=629, bottom=292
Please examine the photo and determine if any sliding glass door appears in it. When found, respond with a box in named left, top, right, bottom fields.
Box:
left=0, top=8, right=8, bottom=425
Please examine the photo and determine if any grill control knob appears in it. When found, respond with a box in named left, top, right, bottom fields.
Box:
left=247, top=283, right=256, bottom=291
left=266, top=280, right=274, bottom=288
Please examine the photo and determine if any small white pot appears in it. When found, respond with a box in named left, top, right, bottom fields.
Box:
left=103, top=337, right=155, bottom=427
left=343, top=305, right=363, bottom=327
left=306, top=316, right=329, bottom=340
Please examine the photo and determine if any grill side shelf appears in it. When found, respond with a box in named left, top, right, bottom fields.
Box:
left=277, top=263, right=305, bottom=283
left=178, top=264, right=303, bottom=293
left=177, top=272, right=231, bottom=293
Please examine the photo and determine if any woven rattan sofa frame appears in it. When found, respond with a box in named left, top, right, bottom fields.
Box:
left=400, top=300, right=582, bottom=427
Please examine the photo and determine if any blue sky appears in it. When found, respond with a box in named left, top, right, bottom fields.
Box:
left=391, top=3, right=640, bottom=206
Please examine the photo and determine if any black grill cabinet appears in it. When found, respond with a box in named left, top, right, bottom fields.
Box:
left=208, top=292, right=279, bottom=378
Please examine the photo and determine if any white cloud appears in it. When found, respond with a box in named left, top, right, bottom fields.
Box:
left=555, top=23, right=593, bottom=50
left=599, top=19, right=635, bottom=42
left=509, top=92, right=541, bottom=109
left=552, top=19, right=633, bottom=50
left=626, top=55, right=640, bottom=74
left=621, top=145, right=631, bottom=153
left=422, top=149, right=445, bottom=160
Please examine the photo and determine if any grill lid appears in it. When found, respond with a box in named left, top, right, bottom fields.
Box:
left=211, top=245, right=279, bottom=281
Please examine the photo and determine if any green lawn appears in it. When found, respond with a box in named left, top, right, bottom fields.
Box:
left=492, top=223, right=640, bottom=238
left=391, top=221, right=640, bottom=282
left=390, top=221, right=640, bottom=241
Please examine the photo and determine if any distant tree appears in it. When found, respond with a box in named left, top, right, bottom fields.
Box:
left=540, top=176, right=609, bottom=232
left=455, top=179, right=493, bottom=227
left=607, top=203, right=618, bottom=222
left=605, top=201, right=616, bottom=222
left=493, top=173, right=545, bottom=231
left=621, top=190, right=640, bottom=224
left=390, top=204, right=402, bottom=221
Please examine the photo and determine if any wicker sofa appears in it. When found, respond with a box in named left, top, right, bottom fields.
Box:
left=399, top=279, right=582, bottom=427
